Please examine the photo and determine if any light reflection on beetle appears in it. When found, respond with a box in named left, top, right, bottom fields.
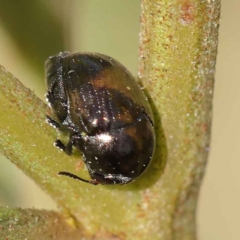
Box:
left=45, top=52, right=155, bottom=185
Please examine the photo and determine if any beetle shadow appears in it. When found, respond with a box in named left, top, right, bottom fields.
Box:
left=106, top=85, right=168, bottom=191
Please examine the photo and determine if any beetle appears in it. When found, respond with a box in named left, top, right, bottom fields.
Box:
left=45, top=52, right=155, bottom=185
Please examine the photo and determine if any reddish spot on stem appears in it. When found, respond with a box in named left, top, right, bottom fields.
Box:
left=179, top=0, right=195, bottom=25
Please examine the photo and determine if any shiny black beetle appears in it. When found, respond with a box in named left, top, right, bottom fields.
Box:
left=45, top=52, right=155, bottom=185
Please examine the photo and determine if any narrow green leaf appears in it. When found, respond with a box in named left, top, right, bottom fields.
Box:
left=0, top=207, right=83, bottom=240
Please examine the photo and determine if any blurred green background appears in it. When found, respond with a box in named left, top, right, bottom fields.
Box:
left=0, top=1, right=239, bottom=239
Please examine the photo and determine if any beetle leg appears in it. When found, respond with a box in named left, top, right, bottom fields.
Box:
left=46, top=115, right=61, bottom=129
left=45, top=91, right=54, bottom=107
left=141, top=107, right=154, bottom=127
left=54, top=139, right=67, bottom=152
left=54, top=139, right=73, bottom=156
left=58, top=171, right=99, bottom=185
left=54, top=134, right=81, bottom=156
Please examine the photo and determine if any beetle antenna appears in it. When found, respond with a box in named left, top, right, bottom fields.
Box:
left=58, top=171, right=99, bottom=185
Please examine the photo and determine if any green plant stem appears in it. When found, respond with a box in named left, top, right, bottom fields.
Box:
left=139, top=0, right=220, bottom=239
left=0, top=0, right=220, bottom=239
left=0, top=208, right=83, bottom=240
